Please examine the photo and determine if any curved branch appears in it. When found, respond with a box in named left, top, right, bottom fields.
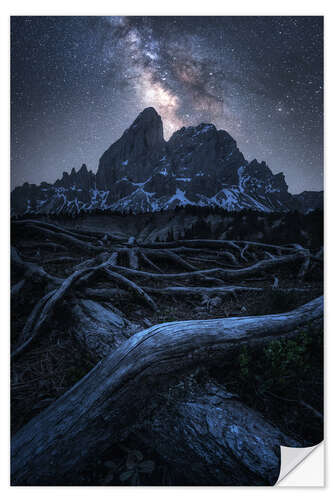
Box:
left=138, top=249, right=163, bottom=272
left=101, top=268, right=157, bottom=311
left=11, top=279, right=25, bottom=298
left=145, top=248, right=198, bottom=271
left=109, top=252, right=304, bottom=282
left=11, top=255, right=117, bottom=360
left=11, top=247, right=62, bottom=286
left=11, top=289, right=57, bottom=359
left=142, top=239, right=295, bottom=254
left=23, top=224, right=105, bottom=253
left=12, top=219, right=120, bottom=243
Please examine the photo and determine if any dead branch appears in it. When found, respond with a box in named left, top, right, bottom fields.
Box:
left=11, top=279, right=25, bottom=298
left=145, top=248, right=198, bottom=271
left=144, top=285, right=309, bottom=298
left=127, top=248, right=139, bottom=269
left=11, top=247, right=62, bottom=286
left=12, top=219, right=120, bottom=243
left=218, top=250, right=239, bottom=265
left=109, top=252, right=304, bottom=282
left=23, top=223, right=105, bottom=253
left=138, top=249, right=163, bottom=272
left=12, top=290, right=57, bottom=359
left=101, top=268, right=157, bottom=311
left=11, top=256, right=117, bottom=360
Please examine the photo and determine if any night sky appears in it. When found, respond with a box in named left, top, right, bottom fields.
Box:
left=11, top=16, right=323, bottom=193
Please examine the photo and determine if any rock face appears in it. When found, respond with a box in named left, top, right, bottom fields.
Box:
left=96, top=107, right=165, bottom=189
left=11, top=107, right=323, bottom=216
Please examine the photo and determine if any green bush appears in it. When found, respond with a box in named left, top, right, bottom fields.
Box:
left=237, top=324, right=322, bottom=396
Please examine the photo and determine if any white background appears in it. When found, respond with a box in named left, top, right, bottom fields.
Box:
left=0, top=0, right=331, bottom=497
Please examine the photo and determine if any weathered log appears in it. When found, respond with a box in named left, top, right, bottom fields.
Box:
left=68, top=289, right=299, bottom=486
left=70, top=299, right=134, bottom=360
left=137, top=380, right=300, bottom=485
left=11, top=296, right=322, bottom=485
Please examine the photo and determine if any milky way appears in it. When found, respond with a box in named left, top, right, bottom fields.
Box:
left=11, top=16, right=323, bottom=193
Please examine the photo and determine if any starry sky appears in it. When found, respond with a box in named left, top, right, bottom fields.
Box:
left=11, top=16, right=323, bottom=193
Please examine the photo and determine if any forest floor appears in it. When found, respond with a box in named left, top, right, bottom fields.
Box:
left=11, top=214, right=323, bottom=486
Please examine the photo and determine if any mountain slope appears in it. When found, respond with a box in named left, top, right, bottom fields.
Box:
left=11, top=107, right=323, bottom=216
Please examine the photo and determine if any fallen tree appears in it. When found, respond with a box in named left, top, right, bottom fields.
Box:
left=11, top=296, right=323, bottom=485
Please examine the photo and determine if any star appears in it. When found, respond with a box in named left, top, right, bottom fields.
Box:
left=10, top=15, right=323, bottom=194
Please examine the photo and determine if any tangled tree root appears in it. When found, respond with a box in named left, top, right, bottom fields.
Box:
left=10, top=219, right=324, bottom=485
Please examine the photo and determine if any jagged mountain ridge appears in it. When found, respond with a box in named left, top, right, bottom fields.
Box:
left=11, top=107, right=323, bottom=216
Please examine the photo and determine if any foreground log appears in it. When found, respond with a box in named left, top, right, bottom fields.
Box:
left=11, top=296, right=322, bottom=485
left=138, top=380, right=300, bottom=485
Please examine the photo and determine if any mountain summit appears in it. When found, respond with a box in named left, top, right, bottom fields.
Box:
left=11, top=107, right=323, bottom=216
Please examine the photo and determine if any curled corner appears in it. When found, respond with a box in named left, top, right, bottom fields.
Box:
left=276, top=442, right=324, bottom=486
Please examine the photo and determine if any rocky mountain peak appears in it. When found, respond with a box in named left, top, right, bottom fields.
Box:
left=11, top=108, right=323, bottom=216
left=96, top=107, right=165, bottom=188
